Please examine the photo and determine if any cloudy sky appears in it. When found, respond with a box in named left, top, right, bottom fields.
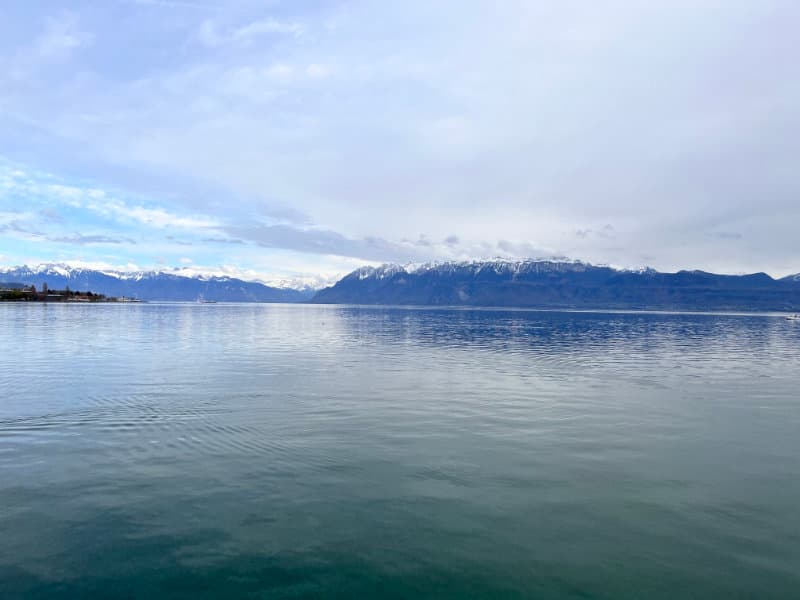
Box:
left=1, top=0, right=798, bottom=284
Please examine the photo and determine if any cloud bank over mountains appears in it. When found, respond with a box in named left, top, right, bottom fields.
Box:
left=1, top=1, right=798, bottom=280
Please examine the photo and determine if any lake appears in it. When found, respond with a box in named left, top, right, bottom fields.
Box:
left=1, top=303, right=799, bottom=598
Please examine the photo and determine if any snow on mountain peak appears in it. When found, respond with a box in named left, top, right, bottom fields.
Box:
left=350, top=258, right=597, bottom=281
left=0, top=263, right=327, bottom=291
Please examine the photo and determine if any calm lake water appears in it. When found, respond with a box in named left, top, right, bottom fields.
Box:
left=1, top=303, right=799, bottom=598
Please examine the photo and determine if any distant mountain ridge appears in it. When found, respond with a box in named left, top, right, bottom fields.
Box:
left=310, top=259, right=800, bottom=311
left=0, top=265, right=314, bottom=302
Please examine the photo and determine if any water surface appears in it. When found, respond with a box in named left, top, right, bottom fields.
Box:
left=1, top=304, right=799, bottom=598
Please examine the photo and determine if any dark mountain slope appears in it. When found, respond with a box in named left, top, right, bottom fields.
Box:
left=311, top=260, right=800, bottom=311
left=0, top=265, right=314, bottom=302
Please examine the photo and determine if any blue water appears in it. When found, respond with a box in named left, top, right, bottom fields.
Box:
left=1, top=303, right=799, bottom=598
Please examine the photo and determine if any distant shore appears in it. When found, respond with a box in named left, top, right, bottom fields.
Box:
left=0, top=285, right=142, bottom=303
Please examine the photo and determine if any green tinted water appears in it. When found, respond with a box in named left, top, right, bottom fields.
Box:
left=1, top=304, right=799, bottom=598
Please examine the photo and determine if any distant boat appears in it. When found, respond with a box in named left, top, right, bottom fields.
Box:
left=196, top=294, right=217, bottom=304
left=786, top=314, right=800, bottom=321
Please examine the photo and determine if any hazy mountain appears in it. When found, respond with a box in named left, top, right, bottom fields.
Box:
left=0, top=265, right=314, bottom=302
left=311, top=260, right=800, bottom=311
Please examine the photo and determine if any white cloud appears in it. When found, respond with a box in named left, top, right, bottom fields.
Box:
left=305, top=63, right=331, bottom=78
left=1, top=13, right=92, bottom=86
left=106, top=203, right=217, bottom=229
left=233, top=18, right=304, bottom=41
left=196, top=20, right=223, bottom=47
left=33, top=14, right=92, bottom=60
left=0, top=163, right=218, bottom=232
left=197, top=17, right=304, bottom=47
left=264, top=63, right=294, bottom=78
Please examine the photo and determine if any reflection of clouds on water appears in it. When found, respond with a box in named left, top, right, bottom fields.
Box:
left=1, top=304, right=800, bottom=597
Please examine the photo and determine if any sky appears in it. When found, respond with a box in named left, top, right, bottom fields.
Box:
left=1, top=0, right=798, bottom=285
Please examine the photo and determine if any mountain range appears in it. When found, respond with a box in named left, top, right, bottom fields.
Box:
left=3, top=260, right=800, bottom=310
left=0, top=265, right=314, bottom=302
left=310, top=260, right=800, bottom=311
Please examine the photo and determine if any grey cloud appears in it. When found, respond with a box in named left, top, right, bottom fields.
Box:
left=0, top=219, right=134, bottom=246
left=224, top=224, right=427, bottom=262
left=575, top=226, right=615, bottom=240
left=414, top=234, right=432, bottom=247
left=496, top=240, right=551, bottom=258
left=49, top=234, right=136, bottom=245
left=39, top=207, right=63, bottom=223
left=202, top=237, right=245, bottom=245
left=259, top=206, right=314, bottom=226
left=0, top=221, right=43, bottom=237
left=166, top=236, right=193, bottom=245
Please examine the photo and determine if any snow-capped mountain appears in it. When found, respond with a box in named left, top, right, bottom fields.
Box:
left=0, top=264, right=315, bottom=302
left=5, top=261, right=798, bottom=308
left=311, top=259, right=800, bottom=311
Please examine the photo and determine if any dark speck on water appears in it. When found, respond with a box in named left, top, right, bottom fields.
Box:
left=1, top=303, right=799, bottom=598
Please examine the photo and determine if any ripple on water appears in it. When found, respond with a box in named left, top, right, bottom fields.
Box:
left=1, top=304, right=799, bottom=598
